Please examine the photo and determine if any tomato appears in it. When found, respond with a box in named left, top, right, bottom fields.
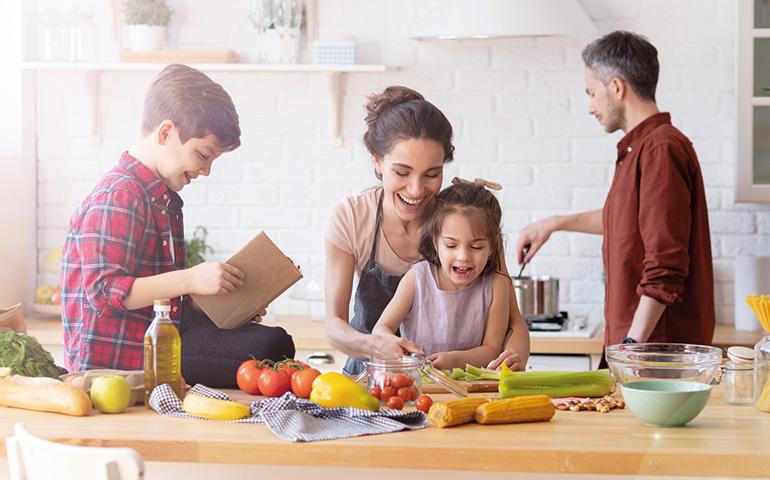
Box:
left=415, top=394, right=433, bottom=413
left=258, top=368, right=291, bottom=397
left=380, top=386, right=395, bottom=401
left=390, top=373, right=413, bottom=389
left=290, top=367, right=321, bottom=399
left=387, top=396, right=404, bottom=410
left=277, top=361, right=300, bottom=377
left=410, top=385, right=419, bottom=401
left=236, top=359, right=264, bottom=395
left=369, top=385, right=382, bottom=399
left=50, top=287, right=61, bottom=305
left=396, top=387, right=412, bottom=403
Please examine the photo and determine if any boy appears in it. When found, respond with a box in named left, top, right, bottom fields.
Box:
left=61, top=64, right=294, bottom=386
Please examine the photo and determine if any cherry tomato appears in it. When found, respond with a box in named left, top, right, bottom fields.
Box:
left=410, top=385, right=419, bottom=401
left=236, top=359, right=264, bottom=395
left=258, top=368, right=291, bottom=397
left=277, top=361, right=300, bottom=377
left=415, top=394, right=433, bottom=413
left=290, top=367, right=321, bottom=399
left=391, top=373, right=413, bottom=389
left=369, top=386, right=382, bottom=399
left=387, top=396, right=404, bottom=410
left=380, top=386, right=395, bottom=401
left=397, top=387, right=412, bottom=403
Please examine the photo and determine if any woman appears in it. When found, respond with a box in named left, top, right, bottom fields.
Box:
left=324, top=86, right=529, bottom=374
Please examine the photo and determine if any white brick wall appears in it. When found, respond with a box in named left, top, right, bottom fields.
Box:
left=34, top=0, right=770, bottom=325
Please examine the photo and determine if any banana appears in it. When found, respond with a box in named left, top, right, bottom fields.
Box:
left=182, top=393, right=250, bottom=420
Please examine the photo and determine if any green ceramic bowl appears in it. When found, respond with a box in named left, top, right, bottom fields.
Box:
left=620, top=380, right=711, bottom=427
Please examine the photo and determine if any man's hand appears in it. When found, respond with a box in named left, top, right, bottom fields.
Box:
left=486, top=350, right=524, bottom=371
left=186, top=261, right=245, bottom=295
left=369, top=334, right=424, bottom=359
left=516, top=217, right=557, bottom=265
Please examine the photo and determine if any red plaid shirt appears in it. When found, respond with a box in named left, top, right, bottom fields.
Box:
left=61, top=152, right=185, bottom=371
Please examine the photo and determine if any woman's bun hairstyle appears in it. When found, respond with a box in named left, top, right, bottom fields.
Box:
left=363, top=86, right=454, bottom=179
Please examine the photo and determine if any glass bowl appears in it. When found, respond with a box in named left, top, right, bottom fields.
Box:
left=606, top=343, right=722, bottom=385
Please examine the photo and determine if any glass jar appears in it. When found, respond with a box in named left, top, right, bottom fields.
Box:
left=723, top=361, right=755, bottom=405
left=361, top=356, right=423, bottom=405
left=754, top=334, right=770, bottom=411
left=359, top=356, right=469, bottom=405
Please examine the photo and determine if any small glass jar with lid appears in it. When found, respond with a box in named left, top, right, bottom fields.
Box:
left=723, top=361, right=755, bottom=405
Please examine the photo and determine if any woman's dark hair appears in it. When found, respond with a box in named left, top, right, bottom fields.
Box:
left=418, top=182, right=503, bottom=276
left=581, top=30, right=659, bottom=102
left=363, top=86, right=454, bottom=179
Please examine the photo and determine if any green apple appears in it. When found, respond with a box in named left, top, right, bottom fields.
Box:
left=90, top=375, right=131, bottom=414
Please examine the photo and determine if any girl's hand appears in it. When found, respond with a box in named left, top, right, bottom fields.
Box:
left=428, top=351, right=459, bottom=370
left=370, top=334, right=424, bottom=359
left=187, top=261, right=245, bottom=295
left=486, top=350, right=524, bottom=371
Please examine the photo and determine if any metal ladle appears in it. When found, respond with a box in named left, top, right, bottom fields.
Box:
left=515, top=244, right=531, bottom=279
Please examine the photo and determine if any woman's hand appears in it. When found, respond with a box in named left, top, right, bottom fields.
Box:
left=486, top=350, right=524, bottom=371
left=369, top=334, right=423, bottom=359
left=186, top=261, right=245, bottom=295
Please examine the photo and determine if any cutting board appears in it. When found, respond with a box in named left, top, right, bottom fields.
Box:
left=119, top=49, right=239, bottom=63
left=422, top=380, right=499, bottom=394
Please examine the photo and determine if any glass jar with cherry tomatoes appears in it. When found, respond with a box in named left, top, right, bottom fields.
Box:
left=362, top=356, right=422, bottom=405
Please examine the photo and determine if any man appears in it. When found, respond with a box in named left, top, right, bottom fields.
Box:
left=516, top=31, right=715, bottom=357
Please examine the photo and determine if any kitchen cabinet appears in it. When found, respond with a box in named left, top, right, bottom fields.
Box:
left=737, top=0, right=770, bottom=202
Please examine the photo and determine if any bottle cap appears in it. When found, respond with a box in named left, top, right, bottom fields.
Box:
left=153, top=299, right=171, bottom=311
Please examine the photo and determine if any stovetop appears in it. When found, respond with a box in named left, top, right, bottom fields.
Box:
left=526, top=312, right=599, bottom=338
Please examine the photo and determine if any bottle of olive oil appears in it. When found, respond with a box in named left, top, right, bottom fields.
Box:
left=143, top=299, right=182, bottom=406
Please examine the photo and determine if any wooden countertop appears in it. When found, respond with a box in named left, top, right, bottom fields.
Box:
left=25, top=314, right=765, bottom=355
left=0, top=388, right=768, bottom=477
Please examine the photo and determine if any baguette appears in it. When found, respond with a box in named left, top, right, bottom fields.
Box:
left=0, top=375, right=92, bottom=416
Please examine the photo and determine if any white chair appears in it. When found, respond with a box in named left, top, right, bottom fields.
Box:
left=5, top=423, right=144, bottom=480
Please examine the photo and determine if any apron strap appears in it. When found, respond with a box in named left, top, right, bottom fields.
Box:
left=365, top=190, right=385, bottom=268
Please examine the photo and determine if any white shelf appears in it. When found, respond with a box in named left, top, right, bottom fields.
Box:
left=22, top=61, right=387, bottom=73
left=24, top=61, right=392, bottom=146
left=752, top=28, right=770, bottom=38
left=752, top=97, right=770, bottom=106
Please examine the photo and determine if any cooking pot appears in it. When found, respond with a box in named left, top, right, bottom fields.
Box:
left=512, top=276, right=559, bottom=320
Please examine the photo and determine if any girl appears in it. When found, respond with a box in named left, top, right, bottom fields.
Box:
left=372, top=178, right=510, bottom=370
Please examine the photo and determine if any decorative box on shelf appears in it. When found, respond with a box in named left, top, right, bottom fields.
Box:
left=311, top=38, right=356, bottom=65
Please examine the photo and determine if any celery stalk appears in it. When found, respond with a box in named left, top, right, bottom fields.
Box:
left=498, top=363, right=614, bottom=398
left=465, top=364, right=501, bottom=381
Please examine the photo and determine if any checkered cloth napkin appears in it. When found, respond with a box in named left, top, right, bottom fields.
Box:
left=149, top=383, right=428, bottom=442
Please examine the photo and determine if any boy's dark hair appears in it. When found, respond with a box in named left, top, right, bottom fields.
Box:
left=418, top=182, right=503, bottom=276
left=581, top=30, right=659, bottom=102
left=142, top=64, right=241, bottom=151
left=363, top=85, right=454, bottom=179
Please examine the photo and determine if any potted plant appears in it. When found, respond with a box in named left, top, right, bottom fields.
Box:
left=122, top=0, right=172, bottom=51
left=185, top=226, right=214, bottom=268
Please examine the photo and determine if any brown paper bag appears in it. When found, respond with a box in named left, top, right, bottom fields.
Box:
left=190, top=232, right=302, bottom=330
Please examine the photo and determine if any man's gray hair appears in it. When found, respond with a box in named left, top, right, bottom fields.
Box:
left=581, top=30, right=659, bottom=102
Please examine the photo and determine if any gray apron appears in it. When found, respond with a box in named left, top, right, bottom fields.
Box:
left=342, top=193, right=404, bottom=375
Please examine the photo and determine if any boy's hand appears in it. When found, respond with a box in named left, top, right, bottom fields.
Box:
left=250, top=308, right=267, bottom=324
left=187, top=262, right=245, bottom=295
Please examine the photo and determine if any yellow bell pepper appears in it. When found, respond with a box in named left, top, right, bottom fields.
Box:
left=309, top=372, right=379, bottom=411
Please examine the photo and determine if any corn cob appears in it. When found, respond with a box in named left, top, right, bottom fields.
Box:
left=474, top=395, right=555, bottom=425
left=428, top=397, right=488, bottom=428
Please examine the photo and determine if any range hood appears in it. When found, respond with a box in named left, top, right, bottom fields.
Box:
left=412, top=0, right=598, bottom=40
